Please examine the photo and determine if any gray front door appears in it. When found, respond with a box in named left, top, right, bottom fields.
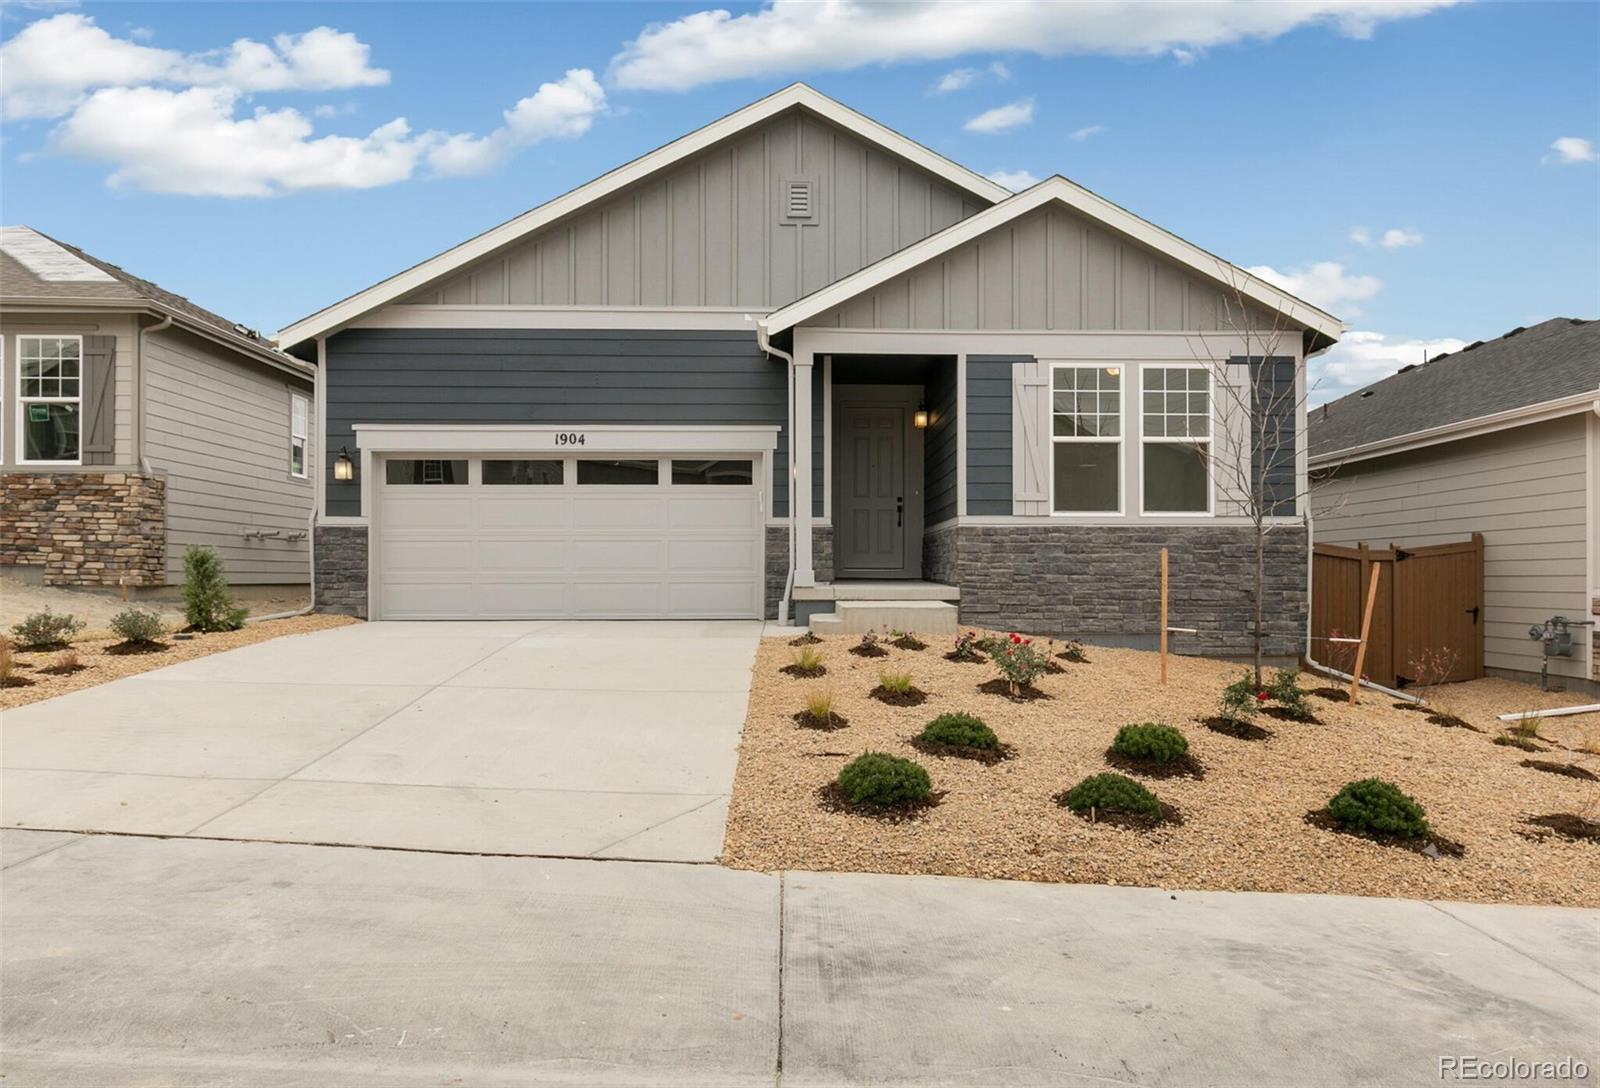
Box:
left=836, top=404, right=908, bottom=576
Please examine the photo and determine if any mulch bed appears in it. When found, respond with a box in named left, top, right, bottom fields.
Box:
left=1303, top=810, right=1466, bottom=859
left=793, top=711, right=849, bottom=732
left=1105, top=748, right=1206, bottom=780
left=849, top=643, right=890, bottom=658
left=816, top=782, right=944, bottom=822
left=780, top=663, right=827, bottom=679
left=870, top=685, right=928, bottom=707
left=1057, top=650, right=1090, bottom=664
left=1042, top=659, right=1066, bottom=675
left=37, top=661, right=88, bottom=676
left=1309, top=686, right=1354, bottom=702
left=977, top=678, right=1050, bottom=702
left=943, top=652, right=987, bottom=665
left=0, top=675, right=36, bottom=689
left=889, top=635, right=928, bottom=651
left=1521, top=760, right=1600, bottom=782
left=1492, top=735, right=1547, bottom=752
left=1198, top=715, right=1273, bottom=741
left=788, top=633, right=822, bottom=647
left=103, top=641, right=173, bottom=657
left=1053, top=792, right=1184, bottom=831
left=1392, top=702, right=1433, bottom=714
left=1521, top=814, right=1600, bottom=844
left=909, top=737, right=1014, bottom=765
left=1262, top=706, right=1322, bottom=725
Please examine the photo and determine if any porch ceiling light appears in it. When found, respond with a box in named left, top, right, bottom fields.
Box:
left=913, top=405, right=930, bottom=430
left=333, top=446, right=356, bottom=482
left=1105, top=367, right=1121, bottom=377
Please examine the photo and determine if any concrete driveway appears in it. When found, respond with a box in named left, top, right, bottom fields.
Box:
left=1, top=620, right=761, bottom=861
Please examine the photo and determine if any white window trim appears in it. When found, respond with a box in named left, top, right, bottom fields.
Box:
left=1137, top=361, right=1214, bottom=518
left=1049, top=362, right=1124, bottom=517
left=16, top=333, right=83, bottom=467
left=289, top=392, right=309, bottom=479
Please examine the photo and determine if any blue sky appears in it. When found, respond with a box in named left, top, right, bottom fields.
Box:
left=2, top=1, right=1596, bottom=399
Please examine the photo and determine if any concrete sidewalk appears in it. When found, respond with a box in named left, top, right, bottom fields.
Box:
left=4, top=831, right=1595, bottom=1087
left=1, top=620, right=761, bottom=862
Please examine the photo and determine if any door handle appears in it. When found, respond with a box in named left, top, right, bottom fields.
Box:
left=896, top=496, right=904, bottom=528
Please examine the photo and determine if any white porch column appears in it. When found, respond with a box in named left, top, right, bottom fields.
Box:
left=792, top=345, right=816, bottom=587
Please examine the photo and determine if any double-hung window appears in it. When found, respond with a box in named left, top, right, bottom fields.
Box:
left=17, top=335, right=81, bottom=464
left=1051, top=365, right=1122, bottom=513
left=1141, top=365, right=1212, bottom=514
left=289, top=393, right=309, bottom=478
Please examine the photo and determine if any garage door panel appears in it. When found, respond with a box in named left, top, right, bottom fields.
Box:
left=376, top=454, right=759, bottom=620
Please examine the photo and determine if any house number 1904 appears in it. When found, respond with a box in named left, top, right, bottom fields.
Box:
left=554, top=432, right=586, bottom=446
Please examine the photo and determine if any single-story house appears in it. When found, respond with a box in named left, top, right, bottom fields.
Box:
left=0, top=226, right=316, bottom=594
left=279, top=83, right=1344, bottom=652
left=1311, top=317, right=1599, bottom=691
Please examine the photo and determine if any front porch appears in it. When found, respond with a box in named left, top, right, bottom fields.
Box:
left=791, top=579, right=961, bottom=634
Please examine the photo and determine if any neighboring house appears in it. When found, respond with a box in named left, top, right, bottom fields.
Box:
left=278, top=84, right=1343, bottom=653
left=0, top=227, right=316, bottom=594
left=1311, top=318, right=1600, bottom=690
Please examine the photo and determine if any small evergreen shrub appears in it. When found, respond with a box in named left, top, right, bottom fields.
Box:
left=919, top=712, right=999, bottom=751
left=110, top=608, right=166, bottom=645
left=836, top=752, right=931, bottom=807
left=10, top=609, right=85, bottom=649
left=182, top=546, right=248, bottom=632
left=1112, top=723, right=1189, bottom=764
left=1327, top=778, right=1429, bottom=838
left=1219, top=671, right=1263, bottom=723
left=1267, top=668, right=1313, bottom=720
left=1060, top=773, right=1162, bottom=819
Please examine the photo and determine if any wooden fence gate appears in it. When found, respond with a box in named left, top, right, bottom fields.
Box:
left=1310, top=534, right=1484, bottom=688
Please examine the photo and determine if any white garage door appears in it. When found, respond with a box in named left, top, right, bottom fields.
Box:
left=375, top=455, right=763, bottom=620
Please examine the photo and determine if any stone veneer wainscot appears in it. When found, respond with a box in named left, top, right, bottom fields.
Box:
left=0, top=472, right=166, bottom=587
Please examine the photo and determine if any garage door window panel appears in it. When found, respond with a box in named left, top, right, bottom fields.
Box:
left=483, top=459, right=563, bottom=485
left=386, top=459, right=467, bottom=485
left=672, top=459, right=754, bottom=485
left=578, top=459, right=660, bottom=485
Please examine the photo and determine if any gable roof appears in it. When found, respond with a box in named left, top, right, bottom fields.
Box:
left=278, top=83, right=1011, bottom=351
left=761, top=175, right=1346, bottom=345
left=1, top=226, right=310, bottom=378
left=1309, top=317, right=1599, bottom=463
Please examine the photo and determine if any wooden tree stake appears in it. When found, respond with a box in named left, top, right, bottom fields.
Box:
left=1349, top=562, right=1381, bottom=705
left=1159, top=547, right=1169, bottom=685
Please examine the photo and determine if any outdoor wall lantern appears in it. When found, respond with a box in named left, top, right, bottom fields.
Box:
left=913, top=404, right=930, bottom=430
left=333, top=447, right=356, bottom=481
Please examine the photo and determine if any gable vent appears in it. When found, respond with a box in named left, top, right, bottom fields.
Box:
left=781, top=178, right=816, bottom=223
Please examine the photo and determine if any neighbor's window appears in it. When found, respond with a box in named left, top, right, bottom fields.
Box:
left=1051, top=365, right=1121, bottom=513
left=18, top=335, right=81, bottom=463
left=483, top=459, right=563, bottom=485
left=577, top=459, right=659, bottom=485
left=1142, top=366, right=1211, bottom=514
left=672, top=459, right=753, bottom=485
left=289, top=393, right=308, bottom=478
left=385, top=459, right=467, bottom=485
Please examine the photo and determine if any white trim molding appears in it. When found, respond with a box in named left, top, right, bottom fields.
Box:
left=354, top=306, right=762, bottom=332
left=1310, top=391, right=1600, bottom=468
left=761, top=176, right=1346, bottom=344
left=351, top=423, right=781, bottom=455
left=277, top=83, right=1008, bottom=350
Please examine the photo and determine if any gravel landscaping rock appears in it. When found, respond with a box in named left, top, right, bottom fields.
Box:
left=723, top=634, right=1600, bottom=906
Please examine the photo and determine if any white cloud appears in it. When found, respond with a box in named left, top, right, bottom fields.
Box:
left=1, top=15, right=388, bottom=120
left=987, top=168, right=1040, bottom=190
left=1070, top=124, right=1105, bottom=142
left=609, top=0, right=1457, bottom=91
left=1545, top=136, right=1596, bottom=165
left=964, top=97, right=1033, bottom=134
left=1246, top=260, right=1381, bottom=318
left=1349, top=225, right=1423, bottom=248
left=427, top=69, right=606, bottom=177
left=932, top=60, right=1010, bottom=93
left=1309, top=329, right=1467, bottom=404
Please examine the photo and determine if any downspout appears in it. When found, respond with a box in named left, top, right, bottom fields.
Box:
left=248, top=340, right=320, bottom=624
left=757, top=322, right=797, bottom=625
left=135, top=312, right=173, bottom=474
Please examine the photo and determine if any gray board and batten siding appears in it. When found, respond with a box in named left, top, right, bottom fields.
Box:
left=323, top=328, right=822, bottom=519
left=394, top=109, right=989, bottom=312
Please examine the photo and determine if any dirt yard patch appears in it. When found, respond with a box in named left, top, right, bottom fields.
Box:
left=722, top=634, right=1600, bottom=906
left=1, top=614, right=361, bottom=710
left=0, top=576, right=309, bottom=633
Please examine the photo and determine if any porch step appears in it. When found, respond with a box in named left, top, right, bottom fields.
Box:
left=792, top=581, right=960, bottom=602
left=809, top=600, right=959, bottom=637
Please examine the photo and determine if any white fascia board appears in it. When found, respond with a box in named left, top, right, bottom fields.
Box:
left=354, top=306, right=760, bottom=332
left=762, top=176, right=1346, bottom=343
left=277, top=84, right=1008, bottom=350
left=351, top=423, right=780, bottom=455
left=1309, top=391, right=1600, bottom=468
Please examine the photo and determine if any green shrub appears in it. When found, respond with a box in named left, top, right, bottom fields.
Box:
left=182, top=546, right=248, bottom=632
left=919, top=712, right=999, bottom=751
left=1112, top=723, right=1189, bottom=764
left=836, top=752, right=931, bottom=807
left=1219, top=671, right=1262, bottom=723
left=109, top=608, right=166, bottom=645
left=1060, top=773, right=1162, bottom=819
left=1327, top=778, right=1429, bottom=838
left=991, top=633, right=1049, bottom=690
left=10, top=609, right=85, bottom=649
left=1267, top=668, right=1313, bottom=720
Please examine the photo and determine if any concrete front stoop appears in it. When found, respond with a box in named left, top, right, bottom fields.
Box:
left=809, top=599, right=959, bottom=636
